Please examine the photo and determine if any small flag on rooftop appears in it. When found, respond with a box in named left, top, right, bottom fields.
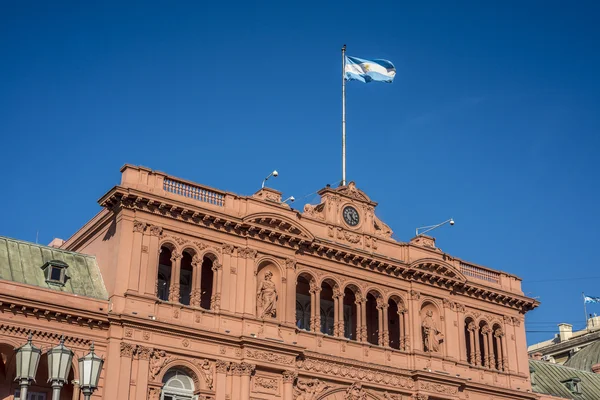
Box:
left=584, top=295, right=600, bottom=304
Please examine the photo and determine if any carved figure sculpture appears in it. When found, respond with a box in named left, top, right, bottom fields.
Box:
left=200, top=359, right=214, bottom=389
left=422, top=310, right=444, bottom=352
left=294, top=379, right=332, bottom=400
left=257, top=271, right=278, bottom=318
left=345, top=382, right=367, bottom=400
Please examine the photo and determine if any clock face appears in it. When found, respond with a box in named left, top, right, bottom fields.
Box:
left=343, top=206, right=360, bottom=227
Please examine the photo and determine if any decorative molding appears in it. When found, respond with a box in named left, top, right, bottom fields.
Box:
left=419, top=381, right=458, bottom=395
left=246, top=349, right=295, bottom=365
left=238, top=247, right=258, bottom=259
left=231, top=362, right=256, bottom=376
left=294, top=379, right=333, bottom=400
left=253, top=375, right=279, bottom=394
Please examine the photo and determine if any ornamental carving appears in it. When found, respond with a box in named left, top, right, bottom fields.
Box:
left=420, top=381, right=458, bottom=395
left=196, top=359, right=214, bottom=389
left=254, top=375, right=278, bottom=393
left=282, top=370, right=297, bottom=383
left=345, top=382, right=367, bottom=400
left=296, top=358, right=414, bottom=389
left=149, top=225, right=163, bottom=237
left=512, top=317, right=522, bottom=327
left=170, top=236, right=188, bottom=246
left=222, top=243, right=235, bottom=254
left=409, top=290, right=420, bottom=300
left=125, top=328, right=133, bottom=338
left=170, top=250, right=182, bottom=262
left=413, top=394, right=428, bottom=400
left=246, top=349, right=295, bottom=364
left=343, top=230, right=361, bottom=244
left=257, top=271, right=278, bottom=318
left=148, top=387, right=160, bottom=400
left=193, top=241, right=209, bottom=251
left=303, top=203, right=325, bottom=220
left=133, top=220, right=147, bottom=233
left=373, top=216, right=393, bottom=238
left=149, top=350, right=173, bottom=381
left=442, top=299, right=455, bottom=310
left=238, top=247, right=258, bottom=259
left=216, top=360, right=229, bottom=373
left=231, top=362, right=255, bottom=376
left=285, top=258, right=296, bottom=270
left=137, top=346, right=151, bottom=360
left=294, top=379, right=333, bottom=400
left=120, top=342, right=135, bottom=358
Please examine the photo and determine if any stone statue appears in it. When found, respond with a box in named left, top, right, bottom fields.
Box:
left=422, top=310, right=443, bottom=352
left=257, top=271, right=278, bottom=318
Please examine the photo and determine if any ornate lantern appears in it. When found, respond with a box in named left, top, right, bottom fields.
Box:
left=14, top=334, right=42, bottom=400
left=78, top=342, right=104, bottom=400
left=47, top=336, right=74, bottom=400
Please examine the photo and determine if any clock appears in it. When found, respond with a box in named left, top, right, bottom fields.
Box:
left=343, top=206, right=360, bottom=227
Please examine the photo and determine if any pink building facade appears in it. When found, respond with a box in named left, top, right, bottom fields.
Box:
left=0, top=164, right=540, bottom=400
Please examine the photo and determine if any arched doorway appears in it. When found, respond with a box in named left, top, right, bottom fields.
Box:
left=161, top=369, right=195, bottom=400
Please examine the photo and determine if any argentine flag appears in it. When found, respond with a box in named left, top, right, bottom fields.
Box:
left=345, top=55, right=396, bottom=83
left=585, top=295, right=600, bottom=304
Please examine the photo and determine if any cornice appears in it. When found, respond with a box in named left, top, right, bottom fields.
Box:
left=99, top=187, right=538, bottom=313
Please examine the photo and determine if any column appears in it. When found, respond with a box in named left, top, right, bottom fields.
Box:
left=354, top=294, right=364, bottom=342
left=360, top=297, right=367, bottom=342
left=467, top=323, right=476, bottom=365
left=376, top=297, right=385, bottom=346
left=382, top=303, right=389, bottom=347
left=282, top=370, right=297, bottom=400
left=285, top=260, right=297, bottom=325
left=481, top=326, right=490, bottom=367
left=117, top=343, right=135, bottom=399
left=145, top=226, right=162, bottom=296
left=495, top=328, right=505, bottom=371
left=334, top=286, right=344, bottom=337
left=70, top=381, right=80, bottom=400
left=128, top=221, right=145, bottom=292
left=487, top=329, right=495, bottom=369
left=168, top=250, right=182, bottom=302
left=309, top=280, right=321, bottom=332
left=211, top=261, right=222, bottom=311
left=474, top=326, right=481, bottom=366
left=237, top=362, right=255, bottom=400
left=398, top=309, right=406, bottom=350
left=215, top=361, right=229, bottom=400
left=190, top=255, right=202, bottom=307
left=135, top=346, right=151, bottom=400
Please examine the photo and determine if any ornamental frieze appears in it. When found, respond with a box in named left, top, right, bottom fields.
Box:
left=419, top=381, right=458, bottom=395
left=245, top=349, right=295, bottom=364
left=296, top=358, right=414, bottom=389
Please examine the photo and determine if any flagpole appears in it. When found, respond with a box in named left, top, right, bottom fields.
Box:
left=342, top=44, right=347, bottom=186
left=583, top=292, right=588, bottom=330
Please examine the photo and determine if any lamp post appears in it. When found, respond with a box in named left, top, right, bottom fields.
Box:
left=78, top=343, right=104, bottom=400
left=415, top=218, right=455, bottom=237
left=14, top=334, right=42, bottom=400
left=47, top=336, right=74, bottom=400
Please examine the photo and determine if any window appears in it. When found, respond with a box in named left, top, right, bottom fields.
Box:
left=15, top=390, right=46, bottom=400
left=40, top=260, right=69, bottom=286
left=562, top=378, right=582, bottom=394
left=162, top=369, right=195, bottom=400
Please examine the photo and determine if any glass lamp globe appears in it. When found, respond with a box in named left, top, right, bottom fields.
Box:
left=15, top=334, right=42, bottom=381
left=47, top=336, right=74, bottom=383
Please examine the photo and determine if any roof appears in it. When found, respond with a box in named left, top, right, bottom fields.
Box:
left=0, top=235, right=108, bottom=300
left=564, top=341, right=600, bottom=372
left=530, top=359, right=600, bottom=399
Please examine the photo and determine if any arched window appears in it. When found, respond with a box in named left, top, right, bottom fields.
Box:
left=343, top=287, right=357, bottom=340
left=200, top=256, right=214, bottom=310
left=158, top=246, right=172, bottom=301
left=366, top=292, right=379, bottom=345
left=179, top=252, right=193, bottom=306
left=320, top=281, right=335, bottom=335
left=161, top=369, right=195, bottom=400
left=295, top=275, right=311, bottom=330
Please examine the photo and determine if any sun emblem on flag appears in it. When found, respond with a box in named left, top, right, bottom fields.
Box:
left=362, top=64, right=370, bottom=72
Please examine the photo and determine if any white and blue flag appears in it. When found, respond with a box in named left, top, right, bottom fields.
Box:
left=345, top=55, right=396, bottom=83
left=584, top=295, right=600, bottom=303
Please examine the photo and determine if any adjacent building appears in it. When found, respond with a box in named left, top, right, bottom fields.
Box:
left=0, top=164, right=540, bottom=400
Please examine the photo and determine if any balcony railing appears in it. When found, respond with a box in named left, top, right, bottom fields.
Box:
left=163, top=177, right=224, bottom=207
left=460, top=262, right=500, bottom=284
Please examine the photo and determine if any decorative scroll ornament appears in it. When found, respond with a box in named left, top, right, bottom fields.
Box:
left=345, top=382, right=367, bottom=400
left=303, top=203, right=325, bottom=220
left=294, top=379, right=333, bottom=400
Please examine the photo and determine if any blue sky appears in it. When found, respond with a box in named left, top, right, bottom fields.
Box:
left=1, top=1, right=599, bottom=344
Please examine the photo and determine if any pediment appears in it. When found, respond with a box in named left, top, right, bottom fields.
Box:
left=243, top=212, right=315, bottom=241
left=410, top=258, right=467, bottom=283
left=318, top=181, right=376, bottom=206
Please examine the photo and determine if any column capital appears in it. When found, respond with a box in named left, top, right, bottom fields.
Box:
left=120, top=342, right=135, bottom=358
left=215, top=360, right=230, bottom=374
left=170, top=250, right=182, bottom=262
left=232, top=362, right=256, bottom=376
left=282, top=370, right=297, bottom=383
left=137, top=346, right=152, bottom=360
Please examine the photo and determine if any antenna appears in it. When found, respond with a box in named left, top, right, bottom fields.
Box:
left=36, top=230, right=39, bottom=244
left=415, top=218, right=455, bottom=236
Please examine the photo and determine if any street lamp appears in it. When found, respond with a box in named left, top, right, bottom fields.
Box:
left=415, top=218, right=455, bottom=237
left=14, top=334, right=42, bottom=400
left=78, top=342, right=104, bottom=400
left=47, top=336, right=74, bottom=400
